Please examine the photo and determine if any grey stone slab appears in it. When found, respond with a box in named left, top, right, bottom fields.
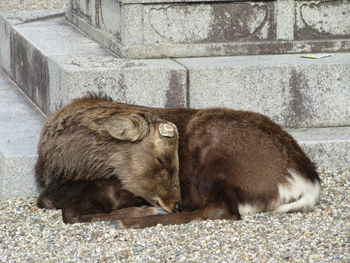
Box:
left=0, top=11, right=11, bottom=76
left=0, top=156, right=40, bottom=200
left=0, top=11, right=112, bottom=113
left=69, top=0, right=93, bottom=23
left=0, top=70, right=45, bottom=200
left=177, top=54, right=350, bottom=128
left=276, top=0, right=294, bottom=41
left=120, top=0, right=242, bottom=3
left=49, top=55, right=187, bottom=112
left=4, top=13, right=110, bottom=56
left=295, top=0, right=350, bottom=40
left=66, top=0, right=350, bottom=58
left=142, top=2, right=275, bottom=44
left=97, top=0, right=122, bottom=40
left=288, top=126, right=350, bottom=169
left=1, top=10, right=64, bottom=25
left=0, top=12, right=188, bottom=115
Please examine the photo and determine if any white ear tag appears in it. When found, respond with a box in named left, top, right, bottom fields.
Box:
left=159, top=123, right=175, bottom=137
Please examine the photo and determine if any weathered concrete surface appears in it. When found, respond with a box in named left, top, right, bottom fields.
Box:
left=0, top=12, right=187, bottom=114
left=0, top=70, right=45, bottom=200
left=295, top=0, right=350, bottom=40
left=0, top=11, right=111, bottom=113
left=288, top=126, right=350, bottom=170
left=176, top=54, right=350, bottom=128
left=0, top=0, right=67, bottom=13
left=66, top=0, right=350, bottom=58
left=50, top=56, right=187, bottom=112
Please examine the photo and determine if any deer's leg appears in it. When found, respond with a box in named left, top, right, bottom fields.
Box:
left=60, top=182, right=163, bottom=224
left=117, top=203, right=240, bottom=229
left=62, top=205, right=166, bottom=224
left=115, top=210, right=203, bottom=228
left=116, top=180, right=244, bottom=229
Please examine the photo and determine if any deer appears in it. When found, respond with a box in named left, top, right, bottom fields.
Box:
left=35, top=95, right=181, bottom=223
left=35, top=94, right=321, bottom=227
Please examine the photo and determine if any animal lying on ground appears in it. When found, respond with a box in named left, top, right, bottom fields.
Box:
left=35, top=94, right=321, bottom=227
left=35, top=95, right=181, bottom=223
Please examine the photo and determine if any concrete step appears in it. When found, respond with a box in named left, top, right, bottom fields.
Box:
left=66, top=0, right=350, bottom=58
left=288, top=126, right=350, bottom=170
left=0, top=70, right=45, bottom=200
left=178, top=54, right=350, bottom=128
left=1, top=11, right=349, bottom=129
left=0, top=11, right=187, bottom=115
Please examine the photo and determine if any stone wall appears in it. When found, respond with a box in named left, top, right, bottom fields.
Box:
left=66, top=0, right=350, bottom=58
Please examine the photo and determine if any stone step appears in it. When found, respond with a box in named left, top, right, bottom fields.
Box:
left=0, top=11, right=187, bottom=115
left=288, top=126, right=350, bottom=170
left=66, top=0, right=350, bottom=58
left=0, top=70, right=46, bottom=200
left=178, top=54, right=350, bottom=128
left=1, top=11, right=349, bottom=129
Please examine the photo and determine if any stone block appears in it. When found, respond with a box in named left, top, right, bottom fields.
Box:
left=288, top=126, right=350, bottom=169
left=69, top=0, right=93, bottom=23
left=0, top=70, right=45, bottom=200
left=142, top=2, right=275, bottom=44
left=0, top=12, right=187, bottom=114
left=66, top=0, right=350, bottom=58
left=49, top=56, right=187, bottom=112
left=177, top=54, right=350, bottom=128
left=0, top=12, right=11, bottom=76
left=295, top=0, right=350, bottom=40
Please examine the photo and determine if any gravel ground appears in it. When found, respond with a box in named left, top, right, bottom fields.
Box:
left=0, top=0, right=66, bottom=13
left=0, top=167, right=349, bottom=262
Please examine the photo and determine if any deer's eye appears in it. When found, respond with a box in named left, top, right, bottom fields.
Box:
left=156, top=157, right=164, bottom=169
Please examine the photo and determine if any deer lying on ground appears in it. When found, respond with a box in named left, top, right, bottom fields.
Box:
left=35, top=94, right=321, bottom=227
left=35, top=95, right=181, bottom=223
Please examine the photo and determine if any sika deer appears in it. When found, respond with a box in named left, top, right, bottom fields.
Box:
left=95, top=97, right=321, bottom=228
left=36, top=94, right=321, bottom=227
left=35, top=95, right=181, bottom=223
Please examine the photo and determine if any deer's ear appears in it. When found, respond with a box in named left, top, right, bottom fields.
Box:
left=104, top=113, right=149, bottom=142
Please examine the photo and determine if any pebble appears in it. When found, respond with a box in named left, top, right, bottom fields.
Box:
left=0, top=167, right=349, bottom=262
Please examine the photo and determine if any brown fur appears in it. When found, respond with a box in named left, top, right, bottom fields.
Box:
left=36, top=94, right=320, bottom=226
left=35, top=101, right=181, bottom=222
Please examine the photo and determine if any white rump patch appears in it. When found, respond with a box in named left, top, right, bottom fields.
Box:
left=273, top=168, right=321, bottom=214
left=238, top=168, right=320, bottom=217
